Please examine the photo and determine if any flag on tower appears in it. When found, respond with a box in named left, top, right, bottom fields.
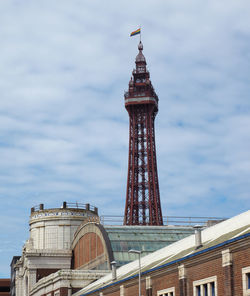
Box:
left=130, top=28, right=141, bottom=37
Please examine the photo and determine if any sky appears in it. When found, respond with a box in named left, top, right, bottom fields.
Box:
left=0, top=0, right=250, bottom=277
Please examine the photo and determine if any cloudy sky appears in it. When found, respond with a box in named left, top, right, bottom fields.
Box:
left=0, top=0, right=250, bottom=277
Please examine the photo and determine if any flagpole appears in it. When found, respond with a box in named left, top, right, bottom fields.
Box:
left=140, top=26, right=141, bottom=42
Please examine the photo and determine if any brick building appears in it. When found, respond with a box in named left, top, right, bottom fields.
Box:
left=13, top=202, right=199, bottom=296
left=73, top=210, right=250, bottom=296
left=0, top=279, right=10, bottom=296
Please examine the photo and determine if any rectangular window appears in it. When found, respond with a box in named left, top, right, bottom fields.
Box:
left=242, top=267, right=250, bottom=296
left=193, top=276, right=217, bottom=296
left=157, top=287, right=175, bottom=296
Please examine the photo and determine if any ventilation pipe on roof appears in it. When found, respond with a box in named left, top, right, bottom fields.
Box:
left=194, top=225, right=203, bottom=249
left=111, top=261, right=117, bottom=281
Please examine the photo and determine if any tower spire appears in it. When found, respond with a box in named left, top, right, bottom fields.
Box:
left=123, top=42, right=163, bottom=226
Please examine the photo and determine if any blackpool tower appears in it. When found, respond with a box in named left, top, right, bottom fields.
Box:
left=124, top=41, right=163, bottom=226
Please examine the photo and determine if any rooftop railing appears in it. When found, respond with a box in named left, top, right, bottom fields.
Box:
left=99, top=215, right=226, bottom=227
left=31, top=202, right=98, bottom=214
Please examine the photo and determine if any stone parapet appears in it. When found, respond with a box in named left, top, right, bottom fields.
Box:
left=29, top=269, right=110, bottom=296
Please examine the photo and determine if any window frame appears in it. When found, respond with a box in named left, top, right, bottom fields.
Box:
left=157, top=286, right=175, bottom=296
left=242, top=266, right=250, bottom=296
left=193, top=276, right=217, bottom=296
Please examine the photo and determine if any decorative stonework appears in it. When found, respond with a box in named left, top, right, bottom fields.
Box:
left=178, top=264, right=187, bottom=279
left=146, top=276, right=152, bottom=289
left=222, top=249, right=232, bottom=267
left=30, top=209, right=99, bottom=222
left=120, top=285, right=125, bottom=296
left=29, top=208, right=99, bottom=251
left=15, top=204, right=99, bottom=296
left=29, top=270, right=109, bottom=296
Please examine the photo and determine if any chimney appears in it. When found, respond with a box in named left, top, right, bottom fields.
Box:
left=194, top=225, right=203, bottom=249
left=110, top=261, right=117, bottom=281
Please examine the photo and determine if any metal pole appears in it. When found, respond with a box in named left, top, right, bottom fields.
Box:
left=128, top=249, right=142, bottom=296
left=138, top=252, right=141, bottom=296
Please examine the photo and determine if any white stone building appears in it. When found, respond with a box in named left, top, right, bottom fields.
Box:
left=14, top=202, right=102, bottom=296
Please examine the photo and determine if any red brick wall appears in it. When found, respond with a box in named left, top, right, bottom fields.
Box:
left=125, top=279, right=146, bottom=296
left=103, top=290, right=119, bottom=296
left=232, top=246, right=250, bottom=295
left=0, top=278, right=10, bottom=296
left=86, top=241, right=250, bottom=296
left=152, top=270, right=179, bottom=295
left=186, top=255, right=223, bottom=295
left=73, top=232, right=104, bottom=269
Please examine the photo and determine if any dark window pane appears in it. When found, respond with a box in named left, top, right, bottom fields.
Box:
left=204, top=283, right=208, bottom=296
left=196, top=286, right=201, bottom=296
left=211, top=282, right=215, bottom=296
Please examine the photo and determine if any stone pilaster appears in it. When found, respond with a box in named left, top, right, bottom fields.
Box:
left=178, top=264, right=187, bottom=296
left=15, top=274, right=22, bottom=296
left=222, top=249, right=234, bottom=296
left=146, top=276, right=152, bottom=296
left=28, top=269, right=37, bottom=291
left=120, top=285, right=125, bottom=296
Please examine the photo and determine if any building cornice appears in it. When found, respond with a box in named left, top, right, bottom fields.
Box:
left=30, top=269, right=110, bottom=296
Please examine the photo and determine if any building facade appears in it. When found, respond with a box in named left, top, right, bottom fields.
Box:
left=14, top=202, right=100, bottom=296
left=13, top=203, right=200, bottom=296
left=73, top=211, right=250, bottom=296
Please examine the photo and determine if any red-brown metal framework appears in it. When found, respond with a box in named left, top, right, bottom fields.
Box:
left=124, top=42, right=163, bottom=225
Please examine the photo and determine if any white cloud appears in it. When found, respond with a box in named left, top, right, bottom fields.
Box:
left=0, top=0, right=250, bottom=276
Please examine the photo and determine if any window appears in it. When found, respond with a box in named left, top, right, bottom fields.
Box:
left=193, top=276, right=217, bottom=296
left=157, top=287, right=175, bottom=296
left=242, top=267, right=250, bottom=296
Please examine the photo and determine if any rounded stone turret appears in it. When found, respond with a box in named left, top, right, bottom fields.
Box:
left=29, top=202, right=99, bottom=250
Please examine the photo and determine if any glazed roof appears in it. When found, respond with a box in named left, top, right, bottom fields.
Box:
left=73, top=210, right=250, bottom=296
left=104, top=225, right=194, bottom=266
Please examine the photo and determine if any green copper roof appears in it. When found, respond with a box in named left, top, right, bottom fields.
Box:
left=104, top=225, right=194, bottom=266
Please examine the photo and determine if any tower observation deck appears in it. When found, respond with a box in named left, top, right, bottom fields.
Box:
left=124, top=41, right=163, bottom=225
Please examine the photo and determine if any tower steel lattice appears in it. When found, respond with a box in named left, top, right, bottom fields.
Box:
left=124, top=41, right=163, bottom=226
